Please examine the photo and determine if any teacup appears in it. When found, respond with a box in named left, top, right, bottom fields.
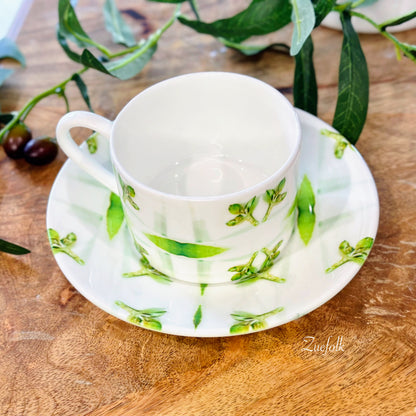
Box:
left=56, top=72, right=301, bottom=284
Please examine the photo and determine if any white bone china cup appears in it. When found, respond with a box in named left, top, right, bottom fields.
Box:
left=56, top=72, right=301, bottom=284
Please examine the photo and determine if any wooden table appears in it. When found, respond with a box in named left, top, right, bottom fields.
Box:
left=1, top=1, right=415, bottom=414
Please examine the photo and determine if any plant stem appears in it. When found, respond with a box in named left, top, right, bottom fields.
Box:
left=106, top=6, right=179, bottom=72
left=0, top=67, right=88, bottom=144
left=345, top=10, right=416, bottom=63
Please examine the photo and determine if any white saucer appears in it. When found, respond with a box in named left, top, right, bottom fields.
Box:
left=46, top=109, right=379, bottom=337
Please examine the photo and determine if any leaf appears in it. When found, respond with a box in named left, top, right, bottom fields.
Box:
left=296, top=175, right=316, bottom=245
left=355, top=236, right=374, bottom=250
left=0, top=238, right=30, bottom=255
left=142, top=319, right=162, bottom=331
left=294, top=35, right=317, bottom=115
left=80, top=49, right=111, bottom=75
left=220, top=38, right=289, bottom=56
left=193, top=304, right=202, bottom=329
left=230, top=322, right=251, bottom=334
left=56, top=28, right=82, bottom=63
left=145, top=234, right=228, bottom=258
left=178, top=0, right=292, bottom=43
left=333, top=12, right=369, bottom=144
left=200, top=283, right=208, bottom=296
left=312, top=0, right=336, bottom=27
left=103, top=0, right=136, bottom=47
left=71, top=73, right=93, bottom=111
left=86, top=133, right=98, bottom=154
left=0, top=68, right=14, bottom=88
left=58, top=0, right=94, bottom=48
left=290, top=0, right=315, bottom=56
left=106, top=192, right=125, bottom=239
left=104, top=43, right=158, bottom=80
left=0, top=38, right=26, bottom=66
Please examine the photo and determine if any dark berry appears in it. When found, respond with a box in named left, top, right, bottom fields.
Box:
left=23, top=136, right=58, bottom=166
left=2, top=123, right=32, bottom=159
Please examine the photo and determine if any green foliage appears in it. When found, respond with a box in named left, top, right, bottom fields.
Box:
left=326, top=237, right=374, bottom=273
left=123, top=244, right=172, bottom=284
left=294, top=35, right=317, bottom=115
left=332, top=12, right=369, bottom=144
left=145, top=233, right=228, bottom=258
left=230, top=307, right=284, bottom=334
left=115, top=300, right=166, bottom=330
left=178, top=0, right=292, bottom=43
left=47, top=228, right=85, bottom=264
left=320, top=129, right=353, bottom=158
left=227, top=196, right=259, bottom=227
left=228, top=240, right=285, bottom=285
left=103, top=0, right=136, bottom=47
left=193, top=304, right=202, bottom=329
left=263, top=177, right=287, bottom=222
left=296, top=175, right=316, bottom=245
left=106, top=192, right=125, bottom=239
left=290, top=0, right=315, bottom=56
left=0, top=238, right=30, bottom=255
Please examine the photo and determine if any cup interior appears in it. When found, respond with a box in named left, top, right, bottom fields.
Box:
left=112, top=72, right=300, bottom=198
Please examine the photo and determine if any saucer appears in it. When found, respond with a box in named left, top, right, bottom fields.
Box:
left=46, top=109, right=379, bottom=337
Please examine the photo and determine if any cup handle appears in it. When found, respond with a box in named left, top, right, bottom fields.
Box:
left=56, top=111, right=118, bottom=194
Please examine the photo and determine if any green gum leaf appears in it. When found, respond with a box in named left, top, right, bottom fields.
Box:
left=312, top=0, right=336, bottom=27
left=290, top=0, right=315, bottom=56
left=106, top=192, right=125, bottom=240
left=104, top=44, right=158, bottom=80
left=103, top=0, right=136, bottom=47
left=296, top=175, right=316, bottom=245
left=145, top=234, right=228, bottom=258
left=332, top=11, right=369, bottom=144
left=294, top=35, right=317, bottom=115
left=0, top=238, right=30, bottom=255
left=178, top=0, right=292, bottom=43
left=219, top=38, right=289, bottom=56
left=71, top=73, right=93, bottom=111
left=58, top=0, right=94, bottom=48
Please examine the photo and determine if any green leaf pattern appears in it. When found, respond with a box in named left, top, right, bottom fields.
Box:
left=230, top=307, right=284, bottom=334
left=326, top=237, right=374, bottom=273
left=228, top=241, right=285, bottom=285
left=115, top=301, right=166, bottom=331
left=47, top=228, right=85, bottom=265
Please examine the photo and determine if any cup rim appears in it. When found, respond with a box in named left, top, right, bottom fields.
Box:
left=110, top=71, right=301, bottom=202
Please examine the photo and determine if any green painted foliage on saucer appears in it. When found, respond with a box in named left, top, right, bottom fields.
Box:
left=193, top=304, right=202, bottom=329
left=230, top=307, right=284, bottom=334
left=296, top=175, right=316, bottom=245
left=145, top=233, right=228, bottom=258
left=47, top=228, right=85, bottom=265
left=115, top=300, right=166, bottom=331
left=106, top=192, right=125, bottom=240
left=326, top=237, right=374, bottom=273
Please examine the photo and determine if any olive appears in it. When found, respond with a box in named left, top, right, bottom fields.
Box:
left=23, top=136, right=58, bottom=165
left=2, top=123, right=32, bottom=159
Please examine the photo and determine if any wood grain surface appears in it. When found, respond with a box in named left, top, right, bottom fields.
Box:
left=0, top=1, right=415, bottom=415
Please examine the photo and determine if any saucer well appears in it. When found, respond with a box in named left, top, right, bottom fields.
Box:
left=46, top=109, right=379, bottom=337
